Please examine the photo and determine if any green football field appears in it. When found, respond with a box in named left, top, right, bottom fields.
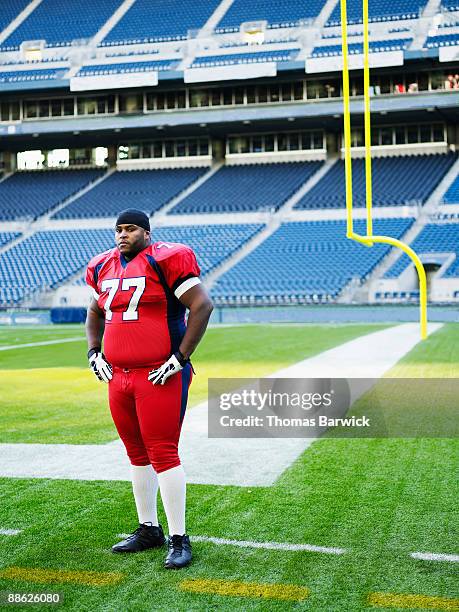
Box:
left=0, top=323, right=457, bottom=611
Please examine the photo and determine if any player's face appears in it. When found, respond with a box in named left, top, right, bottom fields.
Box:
left=115, top=224, right=150, bottom=259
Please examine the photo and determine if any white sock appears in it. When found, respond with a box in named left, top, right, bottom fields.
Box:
left=131, top=464, right=159, bottom=526
left=157, top=464, right=186, bottom=535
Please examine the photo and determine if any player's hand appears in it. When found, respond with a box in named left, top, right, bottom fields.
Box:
left=148, top=353, right=185, bottom=385
left=88, top=348, right=113, bottom=383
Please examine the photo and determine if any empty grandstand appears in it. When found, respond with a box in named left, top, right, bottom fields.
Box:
left=1, top=0, right=125, bottom=50
left=212, top=218, right=415, bottom=304
left=168, top=162, right=323, bottom=215
left=0, top=169, right=105, bottom=221
left=53, top=168, right=207, bottom=219
left=385, top=223, right=459, bottom=278
left=101, top=0, right=222, bottom=45
left=0, top=0, right=458, bottom=312
left=294, top=155, right=457, bottom=210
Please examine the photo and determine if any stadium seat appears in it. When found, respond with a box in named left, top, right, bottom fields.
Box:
left=101, top=0, right=221, bottom=46
left=1, top=0, right=125, bottom=49
left=441, top=0, right=459, bottom=10
left=212, top=218, right=414, bottom=302
left=0, top=0, right=30, bottom=34
left=0, top=224, right=264, bottom=305
left=53, top=168, right=207, bottom=219
left=326, top=0, right=428, bottom=26
left=384, top=222, right=459, bottom=278
left=191, top=49, right=300, bottom=68
left=0, top=169, right=105, bottom=221
left=0, top=232, right=21, bottom=248
left=425, top=32, right=459, bottom=48
left=0, top=68, right=67, bottom=84
left=77, top=60, right=178, bottom=77
left=295, top=155, right=457, bottom=210
left=443, top=174, right=459, bottom=205
left=168, top=162, right=323, bottom=215
left=311, top=38, right=412, bottom=58
left=216, top=0, right=326, bottom=32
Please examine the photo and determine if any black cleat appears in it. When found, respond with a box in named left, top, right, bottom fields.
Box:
left=112, top=523, right=165, bottom=553
left=164, top=534, right=192, bottom=569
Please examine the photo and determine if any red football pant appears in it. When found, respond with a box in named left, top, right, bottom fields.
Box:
left=108, top=365, right=192, bottom=474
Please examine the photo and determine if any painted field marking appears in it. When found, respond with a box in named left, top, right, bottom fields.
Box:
left=368, top=592, right=459, bottom=611
left=0, top=567, right=124, bottom=587
left=179, top=578, right=309, bottom=602
left=117, top=533, right=345, bottom=555
left=0, top=529, right=22, bottom=535
left=191, top=535, right=346, bottom=555
left=0, top=338, right=85, bottom=352
left=411, top=552, right=459, bottom=563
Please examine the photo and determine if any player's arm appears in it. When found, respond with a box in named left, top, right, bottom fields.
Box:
left=176, top=284, right=213, bottom=360
left=85, top=297, right=105, bottom=350
left=85, top=298, right=112, bottom=383
left=148, top=284, right=213, bottom=385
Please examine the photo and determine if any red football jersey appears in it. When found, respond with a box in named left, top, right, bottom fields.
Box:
left=86, top=242, right=201, bottom=368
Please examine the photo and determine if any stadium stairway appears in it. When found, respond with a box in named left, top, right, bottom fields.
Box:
left=351, top=154, right=459, bottom=299
left=154, top=162, right=225, bottom=217
left=91, top=0, right=137, bottom=47
left=315, top=0, right=340, bottom=28
left=410, top=0, right=443, bottom=50
left=199, top=0, right=236, bottom=37
left=204, top=159, right=337, bottom=289
left=38, top=168, right=116, bottom=222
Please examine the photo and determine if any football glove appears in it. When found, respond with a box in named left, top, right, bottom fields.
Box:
left=148, top=351, right=189, bottom=386
left=88, top=348, right=113, bottom=383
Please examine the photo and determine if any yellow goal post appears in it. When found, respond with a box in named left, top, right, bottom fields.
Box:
left=340, top=0, right=427, bottom=339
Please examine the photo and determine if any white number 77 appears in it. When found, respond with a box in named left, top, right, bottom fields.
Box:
left=101, top=277, right=146, bottom=321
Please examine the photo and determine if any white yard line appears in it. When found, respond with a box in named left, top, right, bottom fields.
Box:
left=411, top=552, right=459, bottom=562
left=115, top=533, right=346, bottom=555
left=0, top=529, right=22, bottom=535
left=0, top=337, right=85, bottom=351
left=190, top=535, right=346, bottom=555
left=0, top=323, right=442, bottom=486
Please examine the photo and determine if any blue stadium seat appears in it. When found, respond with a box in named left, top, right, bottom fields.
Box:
left=425, top=32, right=459, bottom=48
left=169, top=162, right=323, bottom=215
left=295, top=155, right=457, bottom=210
left=385, top=223, right=459, bottom=278
left=0, top=0, right=30, bottom=34
left=212, top=218, right=414, bottom=301
left=0, top=229, right=114, bottom=306
left=311, top=38, right=412, bottom=57
left=191, top=49, right=300, bottom=68
left=77, top=60, right=178, bottom=77
left=443, top=174, right=459, bottom=204
left=442, top=0, right=459, bottom=10
left=0, top=169, right=105, bottom=221
left=1, top=0, right=124, bottom=49
left=101, top=0, right=221, bottom=45
left=53, top=168, right=207, bottom=219
left=0, top=224, right=264, bottom=305
left=0, top=68, right=65, bottom=83
left=216, top=0, right=325, bottom=32
left=327, top=0, right=428, bottom=25
left=0, top=232, right=21, bottom=248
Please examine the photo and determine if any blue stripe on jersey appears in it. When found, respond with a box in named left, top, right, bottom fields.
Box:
left=93, top=262, right=104, bottom=285
left=180, top=363, right=192, bottom=424
left=119, top=253, right=128, bottom=269
left=146, top=254, right=186, bottom=353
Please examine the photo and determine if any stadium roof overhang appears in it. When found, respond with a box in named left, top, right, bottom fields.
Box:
left=1, top=90, right=458, bottom=150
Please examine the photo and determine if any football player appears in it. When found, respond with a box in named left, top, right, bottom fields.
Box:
left=85, top=208, right=213, bottom=569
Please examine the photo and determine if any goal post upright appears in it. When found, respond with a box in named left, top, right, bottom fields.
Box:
left=339, top=0, right=428, bottom=339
